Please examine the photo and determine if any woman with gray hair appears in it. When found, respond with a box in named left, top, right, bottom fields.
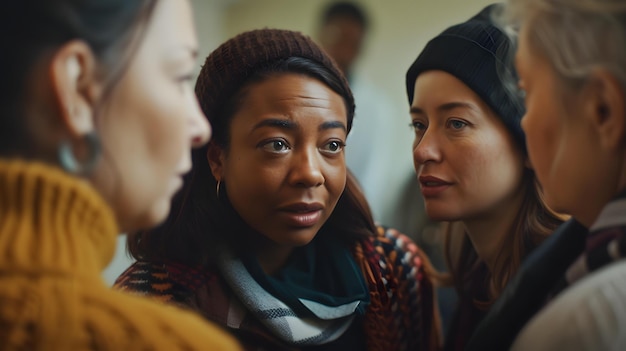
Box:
left=467, top=1, right=626, bottom=350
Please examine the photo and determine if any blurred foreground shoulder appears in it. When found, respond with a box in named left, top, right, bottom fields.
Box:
left=512, top=260, right=626, bottom=351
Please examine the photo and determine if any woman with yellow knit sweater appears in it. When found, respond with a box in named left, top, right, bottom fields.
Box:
left=0, top=1, right=239, bottom=350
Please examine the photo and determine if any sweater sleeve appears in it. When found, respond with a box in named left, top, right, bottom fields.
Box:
left=83, top=286, right=242, bottom=351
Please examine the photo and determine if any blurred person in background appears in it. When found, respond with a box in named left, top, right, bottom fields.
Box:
left=468, top=1, right=626, bottom=350
left=316, top=0, right=454, bottom=332
left=316, top=1, right=426, bottom=235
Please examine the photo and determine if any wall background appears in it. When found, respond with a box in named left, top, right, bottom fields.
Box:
left=103, top=0, right=496, bottom=285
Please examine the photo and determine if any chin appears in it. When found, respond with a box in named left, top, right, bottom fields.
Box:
left=278, top=229, right=319, bottom=248
left=137, top=202, right=171, bottom=231
left=425, top=205, right=461, bottom=222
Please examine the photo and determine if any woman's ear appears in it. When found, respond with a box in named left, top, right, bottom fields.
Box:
left=49, top=40, right=101, bottom=138
left=584, top=68, right=626, bottom=152
left=207, top=141, right=226, bottom=181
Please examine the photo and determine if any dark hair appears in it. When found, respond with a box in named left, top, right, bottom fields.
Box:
left=320, top=1, right=369, bottom=31
left=0, top=0, right=157, bottom=155
left=128, top=56, right=376, bottom=265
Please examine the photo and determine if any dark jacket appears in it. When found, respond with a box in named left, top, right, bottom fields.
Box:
left=465, top=192, right=626, bottom=351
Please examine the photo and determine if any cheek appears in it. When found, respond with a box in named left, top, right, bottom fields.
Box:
left=465, top=136, right=524, bottom=193
left=95, top=85, right=190, bottom=226
left=107, top=74, right=190, bottom=172
left=527, top=111, right=561, bottom=184
left=327, top=161, right=347, bottom=203
left=225, top=156, right=281, bottom=206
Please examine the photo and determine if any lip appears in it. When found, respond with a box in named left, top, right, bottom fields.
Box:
left=278, top=202, right=324, bottom=227
left=418, top=175, right=452, bottom=197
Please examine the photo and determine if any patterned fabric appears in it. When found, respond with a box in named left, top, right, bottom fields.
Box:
left=215, top=249, right=359, bottom=345
left=115, top=226, right=439, bottom=351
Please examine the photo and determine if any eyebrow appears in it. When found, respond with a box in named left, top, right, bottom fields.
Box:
left=410, top=101, right=480, bottom=115
left=252, top=119, right=297, bottom=131
left=251, top=119, right=347, bottom=132
left=319, top=120, right=347, bottom=132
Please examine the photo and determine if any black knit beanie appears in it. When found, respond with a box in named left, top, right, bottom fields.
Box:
left=405, top=4, right=526, bottom=152
left=195, top=28, right=354, bottom=144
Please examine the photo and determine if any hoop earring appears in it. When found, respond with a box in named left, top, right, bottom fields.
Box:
left=58, top=132, right=101, bottom=175
left=216, top=180, right=221, bottom=198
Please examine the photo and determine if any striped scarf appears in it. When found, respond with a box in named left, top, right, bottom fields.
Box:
left=561, top=197, right=626, bottom=292
left=215, top=249, right=362, bottom=346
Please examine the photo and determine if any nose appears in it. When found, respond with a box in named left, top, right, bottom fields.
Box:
left=289, top=147, right=325, bottom=188
left=413, top=128, right=442, bottom=168
left=189, top=96, right=211, bottom=148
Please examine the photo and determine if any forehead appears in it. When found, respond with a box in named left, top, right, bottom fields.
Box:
left=515, top=26, right=532, bottom=68
left=139, top=0, right=197, bottom=55
left=245, top=74, right=343, bottom=107
left=412, top=70, right=482, bottom=107
left=515, top=25, right=550, bottom=73
left=232, top=73, right=348, bottom=125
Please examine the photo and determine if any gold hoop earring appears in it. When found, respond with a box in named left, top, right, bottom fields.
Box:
left=216, top=180, right=221, bottom=198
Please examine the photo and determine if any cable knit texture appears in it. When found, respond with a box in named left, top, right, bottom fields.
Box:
left=0, top=159, right=240, bottom=351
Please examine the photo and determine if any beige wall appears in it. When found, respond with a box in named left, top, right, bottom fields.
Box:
left=188, top=0, right=499, bottom=123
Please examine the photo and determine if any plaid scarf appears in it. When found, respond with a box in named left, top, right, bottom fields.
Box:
left=215, top=248, right=363, bottom=346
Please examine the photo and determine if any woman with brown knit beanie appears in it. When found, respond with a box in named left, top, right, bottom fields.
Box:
left=404, top=4, right=564, bottom=351
left=116, top=28, right=440, bottom=351
left=0, top=1, right=240, bottom=350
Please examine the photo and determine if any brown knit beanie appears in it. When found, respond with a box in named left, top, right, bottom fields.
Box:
left=195, top=28, right=354, bottom=146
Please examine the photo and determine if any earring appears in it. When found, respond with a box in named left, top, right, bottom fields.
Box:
left=216, top=180, right=221, bottom=198
left=58, top=132, right=101, bottom=175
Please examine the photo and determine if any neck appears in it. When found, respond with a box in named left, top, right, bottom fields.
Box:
left=462, top=190, right=526, bottom=273
left=576, top=153, right=626, bottom=227
left=256, top=246, right=293, bottom=276
left=246, top=232, right=294, bottom=276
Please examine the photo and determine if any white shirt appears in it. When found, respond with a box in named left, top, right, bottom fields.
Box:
left=512, top=198, right=626, bottom=351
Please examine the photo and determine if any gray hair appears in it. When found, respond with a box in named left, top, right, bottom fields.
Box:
left=506, top=0, right=626, bottom=90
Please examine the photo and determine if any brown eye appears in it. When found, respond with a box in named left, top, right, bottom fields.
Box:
left=260, top=139, right=290, bottom=153
left=410, top=120, right=426, bottom=132
left=320, top=140, right=344, bottom=154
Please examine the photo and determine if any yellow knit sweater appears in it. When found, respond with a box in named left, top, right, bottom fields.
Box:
left=0, top=160, right=240, bottom=351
